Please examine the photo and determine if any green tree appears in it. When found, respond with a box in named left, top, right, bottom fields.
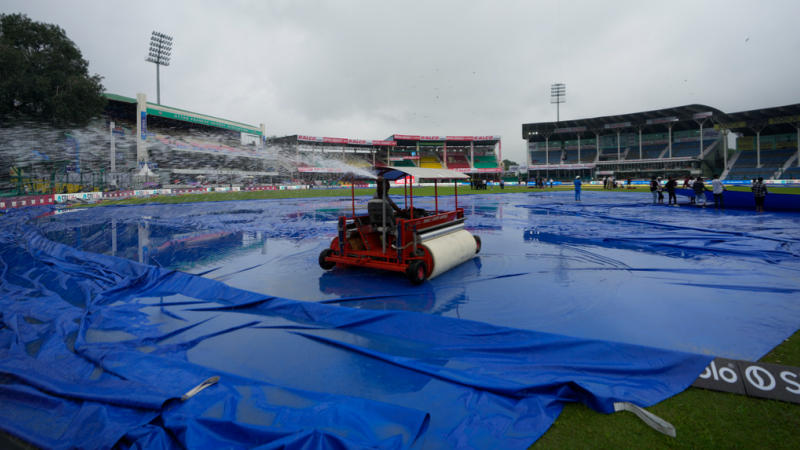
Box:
left=502, top=159, right=517, bottom=171
left=0, top=13, right=106, bottom=125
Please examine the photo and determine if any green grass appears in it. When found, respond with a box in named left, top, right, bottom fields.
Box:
left=92, top=185, right=536, bottom=206
left=86, top=184, right=800, bottom=448
left=88, top=184, right=799, bottom=208
left=534, top=331, right=800, bottom=448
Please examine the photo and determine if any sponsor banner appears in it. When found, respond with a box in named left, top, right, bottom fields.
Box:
left=554, top=126, right=587, bottom=134
left=54, top=192, right=104, bottom=203
left=527, top=164, right=596, bottom=170
left=147, top=107, right=261, bottom=135
left=693, top=358, right=800, bottom=404
left=604, top=121, right=632, bottom=129
left=297, top=167, right=349, bottom=173
left=389, top=156, right=420, bottom=160
left=692, top=111, right=714, bottom=120
left=172, top=188, right=209, bottom=194
left=243, top=186, right=279, bottom=191
left=392, top=134, right=421, bottom=140
left=0, top=194, right=55, bottom=209
left=450, top=168, right=503, bottom=173
left=102, top=190, right=136, bottom=199
left=297, top=135, right=397, bottom=146
left=140, top=111, right=147, bottom=139
left=445, top=136, right=474, bottom=141
left=646, top=117, right=679, bottom=125
left=133, top=189, right=161, bottom=197
left=393, top=135, right=500, bottom=142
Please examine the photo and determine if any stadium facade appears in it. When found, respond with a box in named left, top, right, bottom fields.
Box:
left=522, top=103, right=800, bottom=181
left=104, top=93, right=503, bottom=188
left=269, top=134, right=502, bottom=183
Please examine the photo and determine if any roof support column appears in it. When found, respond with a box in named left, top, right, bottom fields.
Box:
left=110, top=121, right=116, bottom=174
left=497, top=140, right=502, bottom=169
left=616, top=130, right=621, bottom=161
left=443, top=142, right=448, bottom=169
left=720, top=127, right=728, bottom=172
left=545, top=136, right=550, bottom=166
left=525, top=139, right=530, bottom=167
left=136, top=93, right=148, bottom=165
left=470, top=141, right=475, bottom=172
left=577, top=133, right=582, bottom=163
left=756, top=130, right=761, bottom=168
left=668, top=124, right=673, bottom=158
left=796, top=126, right=800, bottom=167
left=696, top=119, right=707, bottom=158
left=638, top=127, right=642, bottom=159
left=595, top=132, right=600, bottom=162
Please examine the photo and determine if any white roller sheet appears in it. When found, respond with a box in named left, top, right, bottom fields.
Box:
left=422, top=229, right=477, bottom=279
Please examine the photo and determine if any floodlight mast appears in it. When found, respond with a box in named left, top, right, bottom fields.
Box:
left=145, top=31, right=173, bottom=104
left=550, top=83, right=566, bottom=122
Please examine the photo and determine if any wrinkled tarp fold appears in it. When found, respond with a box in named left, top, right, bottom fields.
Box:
left=0, top=205, right=714, bottom=448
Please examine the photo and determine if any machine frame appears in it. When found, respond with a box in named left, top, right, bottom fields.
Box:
left=318, top=166, right=481, bottom=284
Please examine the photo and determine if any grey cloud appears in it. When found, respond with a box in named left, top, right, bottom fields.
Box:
left=4, top=0, right=800, bottom=163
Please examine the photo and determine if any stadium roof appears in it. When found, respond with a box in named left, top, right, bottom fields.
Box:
left=103, top=93, right=262, bottom=135
left=522, top=104, right=724, bottom=142
left=718, top=103, right=800, bottom=135
left=522, top=103, right=800, bottom=141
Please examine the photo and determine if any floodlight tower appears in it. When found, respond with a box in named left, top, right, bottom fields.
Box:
left=146, top=31, right=173, bottom=105
left=550, top=83, right=566, bottom=122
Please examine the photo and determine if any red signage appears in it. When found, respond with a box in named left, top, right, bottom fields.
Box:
left=297, top=135, right=396, bottom=146
left=0, top=194, right=55, bottom=209
left=393, top=135, right=421, bottom=140
left=393, top=135, right=500, bottom=142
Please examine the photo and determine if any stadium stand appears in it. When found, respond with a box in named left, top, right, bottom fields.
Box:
left=420, top=155, right=443, bottom=169
left=725, top=133, right=798, bottom=180
left=391, top=159, right=416, bottom=167
left=445, top=153, right=471, bottom=169
left=782, top=167, right=800, bottom=179
left=523, top=103, right=800, bottom=182
left=474, top=154, right=499, bottom=168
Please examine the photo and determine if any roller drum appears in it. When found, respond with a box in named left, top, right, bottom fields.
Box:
left=420, top=229, right=478, bottom=279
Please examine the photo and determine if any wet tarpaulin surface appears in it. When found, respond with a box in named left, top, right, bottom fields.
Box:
left=2, top=190, right=799, bottom=448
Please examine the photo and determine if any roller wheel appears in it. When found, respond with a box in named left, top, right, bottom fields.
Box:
left=474, top=235, right=481, bottom=254
left=406, top=260, right=427, bottom=285
left=318, top=248, right=335, bottom=270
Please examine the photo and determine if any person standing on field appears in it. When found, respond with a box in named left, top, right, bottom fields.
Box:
left=712, top=174, right=725, bottom=209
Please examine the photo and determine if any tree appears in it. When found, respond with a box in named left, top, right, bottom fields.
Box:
left=502, top=159, right=518, bottom=171
left=0, top=13, right=106, bottom=126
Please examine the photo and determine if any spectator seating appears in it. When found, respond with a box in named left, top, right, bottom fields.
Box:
left=392, top=159, right=416, bottom=167
left=474, top=154, right=499, bottom=168
left=420, top=155, right=443, bottom=169
left=781, top=166, right=800, bottom=179
left=445, top=154, right=471, bottom=169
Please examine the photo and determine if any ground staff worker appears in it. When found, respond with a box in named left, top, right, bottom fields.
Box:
left=574, top=176, right=582, bottom=201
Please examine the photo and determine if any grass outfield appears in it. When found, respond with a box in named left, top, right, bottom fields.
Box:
left=94, top=184, right=800, bottom=207
left=93, top=186, right=800, bottom=447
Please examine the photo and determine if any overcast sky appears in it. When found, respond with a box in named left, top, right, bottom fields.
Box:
left=5, top=0, right=800, bottom=162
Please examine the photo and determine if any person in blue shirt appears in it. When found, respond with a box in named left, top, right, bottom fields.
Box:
left=573, top=176, right=582, bottom=201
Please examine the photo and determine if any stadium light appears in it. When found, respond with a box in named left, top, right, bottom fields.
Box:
left=550, top=83, right=566, bottom=122
left=145, top=31, right=173, bottom=105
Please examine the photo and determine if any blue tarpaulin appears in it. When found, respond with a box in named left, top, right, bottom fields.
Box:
left=2, top=190, right=799, bottom=448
